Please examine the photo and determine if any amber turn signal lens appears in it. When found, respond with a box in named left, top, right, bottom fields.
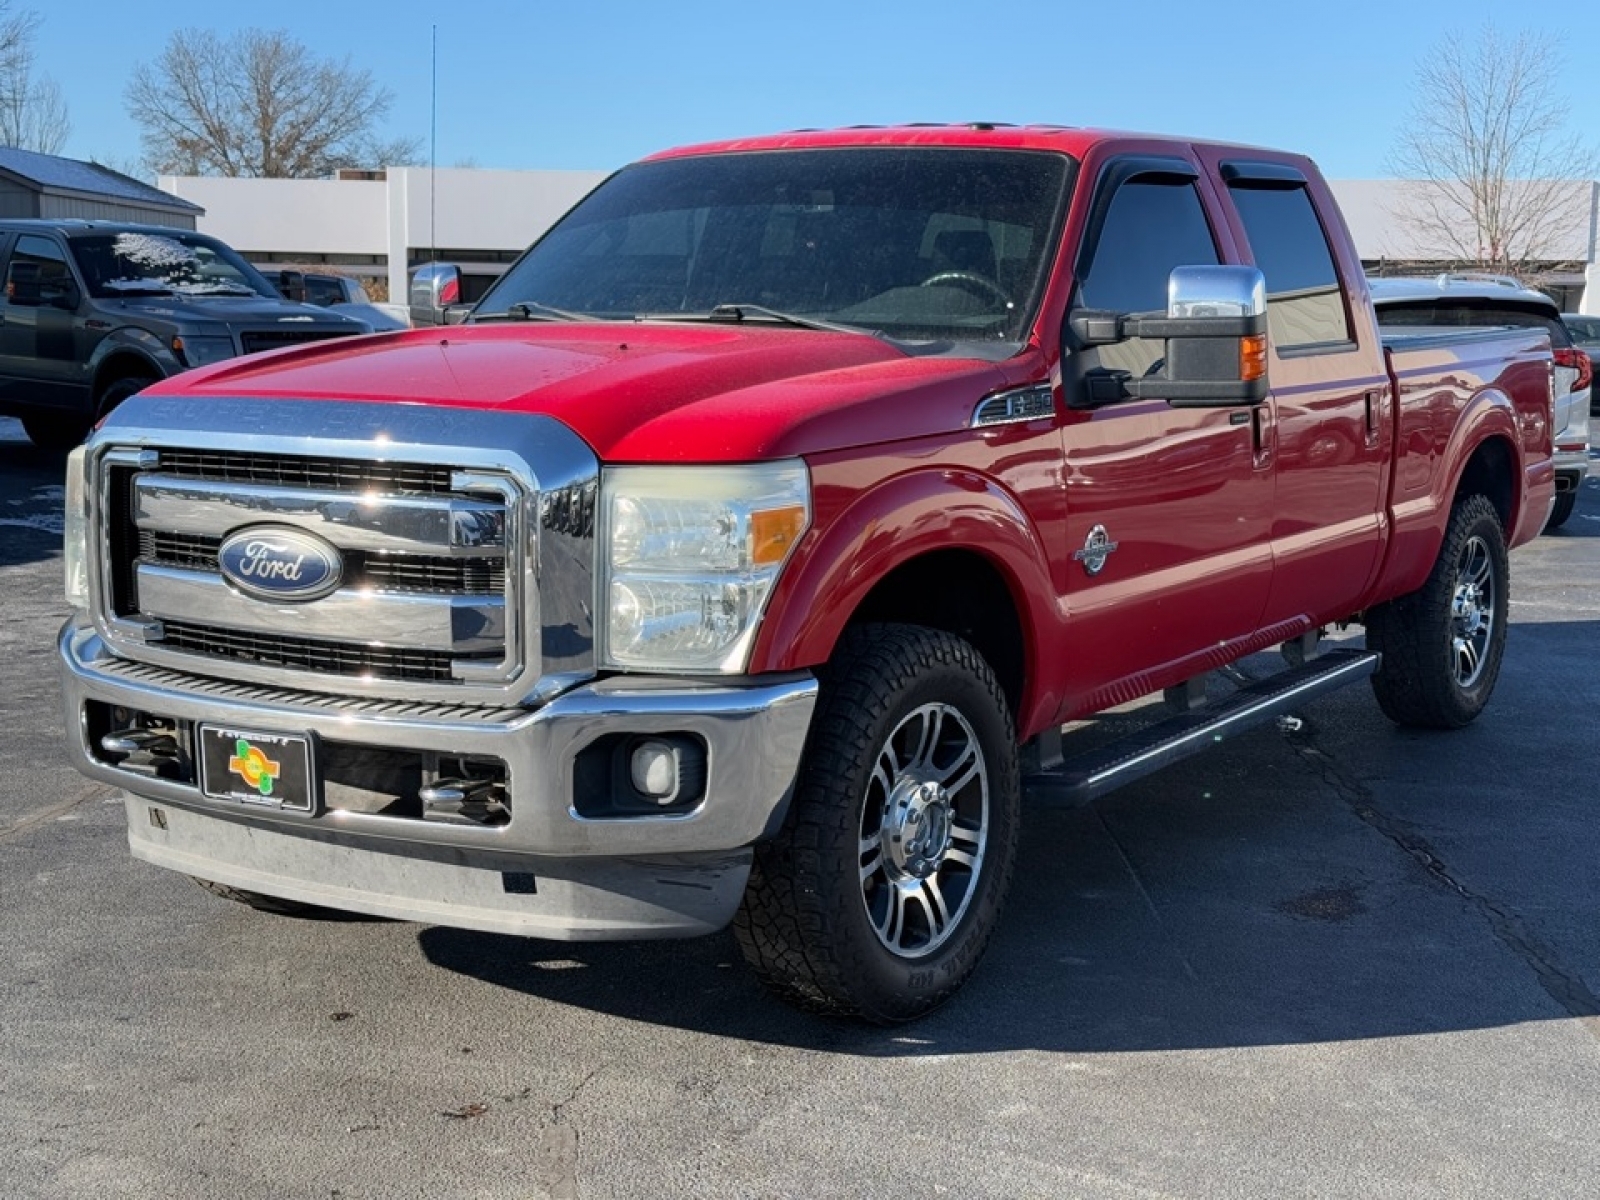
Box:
left=1240, top=334, right=1268, bottom=382
left=751, top=505, right=807, bottom=566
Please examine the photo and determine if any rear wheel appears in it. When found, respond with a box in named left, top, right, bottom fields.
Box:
left=1366, top=494, right=1508, bottom=728
left=1545, top=490, right=1577, bottom=531
left=734, top=624, right=1020, bottom=1022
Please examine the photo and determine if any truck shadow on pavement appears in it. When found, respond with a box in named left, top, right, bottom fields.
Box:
left=0, top=421, right=70, bottom=569
left=418, top=616, right=1600, bottom=1057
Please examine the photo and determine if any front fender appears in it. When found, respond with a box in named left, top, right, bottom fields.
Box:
left=748, top=465, right=1062, bottom=737
left=86, top=327, right=179, bottom=391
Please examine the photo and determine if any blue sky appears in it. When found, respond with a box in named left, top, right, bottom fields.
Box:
left=37, top=0, right=1600, bottom=180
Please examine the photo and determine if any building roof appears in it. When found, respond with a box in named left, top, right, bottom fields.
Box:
left=0, top=146, right=203, bottom=214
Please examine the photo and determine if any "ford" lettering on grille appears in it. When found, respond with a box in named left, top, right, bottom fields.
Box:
left=217, top=527, right=343, bottom=602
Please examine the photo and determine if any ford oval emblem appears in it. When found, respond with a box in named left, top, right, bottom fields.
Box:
left=218, top=526, right=344, bottom=602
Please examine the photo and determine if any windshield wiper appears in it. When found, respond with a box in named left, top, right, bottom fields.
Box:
left=471, top=300, right=595, bottom=323
left=640, top=303, right=877, bottom=338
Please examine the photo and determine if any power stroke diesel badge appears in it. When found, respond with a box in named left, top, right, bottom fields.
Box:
left=1072, top=524, right=1119, bottom=576
left=217, top=526, right=344, bottom=602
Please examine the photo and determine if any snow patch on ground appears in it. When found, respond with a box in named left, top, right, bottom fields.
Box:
left=0, top=513, right=64, bottom=534
left=1, top=486, right=66, bottom=534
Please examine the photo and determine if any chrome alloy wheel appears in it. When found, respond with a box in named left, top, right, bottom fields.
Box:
left=859, top=702, right=989, bottom=958
left=1450, top=533, right=1496, bottom=688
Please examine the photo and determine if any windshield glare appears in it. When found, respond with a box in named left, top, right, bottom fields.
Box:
left=477, top=148, right=1073, bottom=347
left=70, top=231, right=278, bottom=300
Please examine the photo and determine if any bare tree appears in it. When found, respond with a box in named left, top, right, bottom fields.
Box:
left=1389, top=27, right=1599, bottom=276
left=126, top=28, right=420, bottom=178
left=0, top=2, right=70, bottom=154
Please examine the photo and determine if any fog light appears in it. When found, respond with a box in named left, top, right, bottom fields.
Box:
left=623, top=735, right=707, bottom=809
left=630, top=740, right=681, bottom=802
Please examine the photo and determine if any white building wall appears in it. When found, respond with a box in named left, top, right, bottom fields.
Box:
left=383, top=167, right=607, bottom=301
left=1328, top=179, right=1597, bottom=264
left=160, top=168, right=607, bottom=302
left=160, top=175, right=389, bottom=257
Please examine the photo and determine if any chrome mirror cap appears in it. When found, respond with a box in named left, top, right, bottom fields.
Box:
left=1168, top=265, right=1267, bottom=320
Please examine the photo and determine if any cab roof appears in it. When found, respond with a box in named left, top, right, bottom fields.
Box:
left=642, top=123, right=1285, bottom=162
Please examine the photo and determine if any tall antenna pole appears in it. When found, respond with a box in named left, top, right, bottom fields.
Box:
left=430, top=24, right=437, bottom=264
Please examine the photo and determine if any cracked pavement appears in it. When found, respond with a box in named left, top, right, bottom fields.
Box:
left=3, top=416, right=1598, bottom=1199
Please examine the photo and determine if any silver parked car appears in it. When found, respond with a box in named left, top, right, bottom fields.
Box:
left=1563, top=314, right=1600, bottom=413
left=1372, top=275, right=1591, bottom=530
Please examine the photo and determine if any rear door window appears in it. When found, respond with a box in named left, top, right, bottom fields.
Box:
left=1227, top=183, right=1351, bottom=350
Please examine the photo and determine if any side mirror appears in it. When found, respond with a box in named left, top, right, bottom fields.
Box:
left=408, top=263, right=462, bottom=326
left=276, top=269, right=306, bottom=302
left=1068, top=265, right=1270, bottom=407
left=45, top=279, right=81, bottom=310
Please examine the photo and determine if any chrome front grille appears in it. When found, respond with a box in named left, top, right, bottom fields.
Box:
left=138, top=531, right=507, bottom=594
left=159, top=620, right=468, bottom=682
left=88, top=396, right=600, bottom=707
left=155, top=449, right=456, bottom=494
left=238, top=329, right=361, bottom=357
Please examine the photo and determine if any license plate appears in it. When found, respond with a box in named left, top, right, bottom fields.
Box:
left=198, top=725, right=315, bottom=812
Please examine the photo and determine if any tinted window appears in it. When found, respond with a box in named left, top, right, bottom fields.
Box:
left=1563, top=316, right=1600, bottom=347
left=1374, top=300, right=1569, bottom=347
left=1078, top=180, right=1219, bottom=313
left=5, top=234, right=73, bottom=306
left=1229, top=185, right=1350, bottom=348
left=303, top=276, right=345, bottom=306
left=1077, top=179, right=1218, bottom=378
left=479, top=148, right=1073, bottom=347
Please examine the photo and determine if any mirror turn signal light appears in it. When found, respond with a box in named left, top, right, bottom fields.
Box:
left=1240, top=334, right=1268, bottom=382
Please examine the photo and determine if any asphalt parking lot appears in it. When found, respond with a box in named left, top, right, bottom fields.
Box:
left=3, top=414, right=1598, bottom=1200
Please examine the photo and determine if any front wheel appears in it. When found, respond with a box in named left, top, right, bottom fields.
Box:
left=21, top=413, right=92, bottom=452
left=734, top=624, right=1020, bottom=1022
left=1366, top=493, right=1509, bottom=728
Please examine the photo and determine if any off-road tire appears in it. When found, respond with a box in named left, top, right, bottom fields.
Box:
left=190, top=877, right=376, bottom=920
left=733, top=623, right=1021, bottom=1023
left=1366, top=494, right=1508, bottom=729
left=1545, top=490, right=1577, bottom=531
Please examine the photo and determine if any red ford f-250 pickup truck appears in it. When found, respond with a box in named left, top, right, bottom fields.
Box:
left=60, top=125, right=1555, bottom=1021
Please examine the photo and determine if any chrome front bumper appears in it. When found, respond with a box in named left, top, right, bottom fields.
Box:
left=61, top=621, right=818, bottom=938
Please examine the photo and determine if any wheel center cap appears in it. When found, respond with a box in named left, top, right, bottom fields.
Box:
left=1454, top=584, right=1483, bottom=633
left=884, top=778, right=953, bottom=879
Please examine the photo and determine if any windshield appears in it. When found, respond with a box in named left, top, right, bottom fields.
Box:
left=69, top=231, right=279, bottom=300
left=476, top=147, right=1074, bottom=348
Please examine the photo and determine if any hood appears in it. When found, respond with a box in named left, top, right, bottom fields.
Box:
left=157, top=323, right=1016, bottom=461
left=108, top=293, right=367, bottom=330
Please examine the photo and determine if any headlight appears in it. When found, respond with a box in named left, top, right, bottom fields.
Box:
left=63, top=446, right=90, bottom=608
left=600, top=461, right=810, bottom=672
left=171, top=334, right=236, bottom=368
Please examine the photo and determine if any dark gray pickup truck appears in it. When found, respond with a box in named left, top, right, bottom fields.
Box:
left=0, top=220, right=368, bottom=449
